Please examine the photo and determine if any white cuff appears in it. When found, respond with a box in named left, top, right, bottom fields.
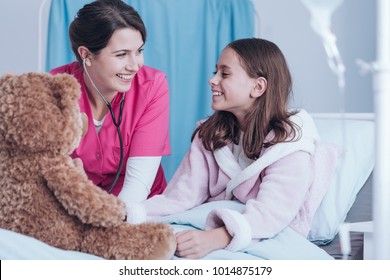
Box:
left=205, top=208, right=252, bottom=251
left=125, top=203, right=147, bottom=224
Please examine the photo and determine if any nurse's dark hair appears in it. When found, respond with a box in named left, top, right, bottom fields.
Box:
left=69, top=0, right=146, bottom=64
left=192, top=38, right=300, bottom=160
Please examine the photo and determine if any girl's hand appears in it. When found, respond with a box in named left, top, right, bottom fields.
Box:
left=174, top=227, right=232, bottom=259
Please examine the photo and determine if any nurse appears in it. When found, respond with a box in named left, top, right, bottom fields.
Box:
left=50, top=0, right=171, bottom=213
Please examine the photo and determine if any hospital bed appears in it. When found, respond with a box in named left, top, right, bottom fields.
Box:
left=308, top=113, right=374, bottom=260
left=0, top=113, right=375, bottom=260
left=321, top=172, right=373, bottom=259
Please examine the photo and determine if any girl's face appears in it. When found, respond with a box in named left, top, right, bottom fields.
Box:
left=209, top=48, right=258, bottom=123
left=86, top=28, right=144, bottom=96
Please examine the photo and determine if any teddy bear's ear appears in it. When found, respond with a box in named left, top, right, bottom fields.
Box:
left=0, top=72, right=15, bottom=85
left=0, top=73, right=16, bottom=102
left=50, top=74, right=81, bottom=108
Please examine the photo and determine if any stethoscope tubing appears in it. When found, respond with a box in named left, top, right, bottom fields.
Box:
left=83, top=59, right=125, bottom=193
left=105, top=99, right=125, bottom=193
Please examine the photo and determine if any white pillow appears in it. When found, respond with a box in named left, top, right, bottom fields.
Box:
left=308, top=116, right=375, bottom=244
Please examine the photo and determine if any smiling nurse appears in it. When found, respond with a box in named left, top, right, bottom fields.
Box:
left=50, top=0, right=171, bottom=217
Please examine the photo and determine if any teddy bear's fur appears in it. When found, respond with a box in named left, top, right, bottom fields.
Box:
left=0, top=72, right=176, bottom=259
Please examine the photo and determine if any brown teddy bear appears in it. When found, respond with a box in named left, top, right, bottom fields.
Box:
left=0, top=72, right=176, bottom=259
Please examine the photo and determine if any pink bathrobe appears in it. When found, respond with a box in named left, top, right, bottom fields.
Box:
left=127, top=110, right=339, bottom=251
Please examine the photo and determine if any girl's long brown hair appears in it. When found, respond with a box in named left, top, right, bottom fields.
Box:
left=192, top=38, right=301, bottom=160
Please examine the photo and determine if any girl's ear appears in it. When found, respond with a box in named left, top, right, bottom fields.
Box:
left=251, top=77, right=267, bottom=98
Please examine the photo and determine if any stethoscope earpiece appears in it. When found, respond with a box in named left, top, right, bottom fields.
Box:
left=82, top=56, right=89, bottom=67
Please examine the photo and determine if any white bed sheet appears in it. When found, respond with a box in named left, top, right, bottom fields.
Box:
left=0, top=200, right=332, bottom=260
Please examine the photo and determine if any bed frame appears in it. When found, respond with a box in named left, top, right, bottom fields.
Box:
left=311, top=113, right=374, bottom=260
left=320, top=172, right=373, bottom=259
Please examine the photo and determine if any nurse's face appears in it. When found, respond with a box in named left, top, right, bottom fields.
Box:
left=86, top=28, right=144, bottom=96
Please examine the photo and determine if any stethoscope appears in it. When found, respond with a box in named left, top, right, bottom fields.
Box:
left=83, top=58, right=125, bottom=193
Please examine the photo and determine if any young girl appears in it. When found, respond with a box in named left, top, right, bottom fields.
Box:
left=126, top=38, right=338, bottom=258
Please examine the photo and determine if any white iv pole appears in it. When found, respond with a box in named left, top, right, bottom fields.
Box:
left=372, top=0, right=390, bottom=260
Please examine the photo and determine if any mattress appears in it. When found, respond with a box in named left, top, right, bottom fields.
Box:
left=319, top=172, right=373, bottom=259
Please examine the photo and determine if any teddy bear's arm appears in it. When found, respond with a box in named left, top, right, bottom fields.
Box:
left=42, top=157, right=126, bottom=227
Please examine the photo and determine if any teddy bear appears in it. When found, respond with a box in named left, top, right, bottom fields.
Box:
left=0, top=72, right=176, bottom=260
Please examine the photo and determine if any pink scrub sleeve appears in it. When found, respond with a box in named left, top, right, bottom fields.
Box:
left=128, top=69, right=170, bottom=157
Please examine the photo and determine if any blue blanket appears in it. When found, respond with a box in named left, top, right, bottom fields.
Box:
left=0, top=200, right=332, bottom=260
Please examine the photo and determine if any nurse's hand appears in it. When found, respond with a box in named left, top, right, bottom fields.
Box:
left=72, top=157, right=84, bottom=171
left=123, top=203, right=147, bottom=224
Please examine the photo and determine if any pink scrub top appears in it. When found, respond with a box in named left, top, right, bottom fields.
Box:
left=50, top=62, right=171, bottom=196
